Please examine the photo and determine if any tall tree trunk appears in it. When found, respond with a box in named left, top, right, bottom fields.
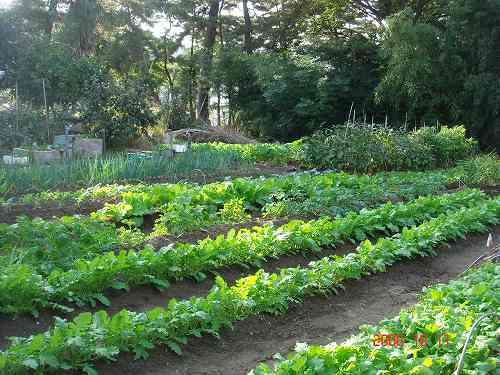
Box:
left=66, top=0, right=98, bottom=56
left=242, top=0, right=253, bottom=54
left=414, top=0, right=430, bottom=22
left=189, top=23, right=196, bottom=122
left=217, top=5, right=224, bottom=128
left=46, top=0, right=60, bottom=36
left=197, top=0, right=220, bottom=125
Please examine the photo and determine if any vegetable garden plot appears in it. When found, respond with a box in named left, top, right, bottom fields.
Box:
left=0, top=165, right=298, bottom=224
left=0, top=198, right=498, bottom=374
left=0, top=148, right=248, bottom=200
left=0, top=189, right=485, bottom=316
left=91, top=227, right=498, bottom=375
left=250, top=262, right=499, bottom=375
left=0, top=175, right=460, bottom=282
left=93, top=169, right=450, bottom=234
left=0, top=168, right=453, bottom=286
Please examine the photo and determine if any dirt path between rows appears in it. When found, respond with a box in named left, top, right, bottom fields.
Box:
left=87, top=226, right=497, bottom=375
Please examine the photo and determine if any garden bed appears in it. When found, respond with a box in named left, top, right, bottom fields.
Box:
left=87, top=228, right=499, bottom=375
left=0, top=161, right=497, bottom=375
left=0, top=164, right=297, bottom=224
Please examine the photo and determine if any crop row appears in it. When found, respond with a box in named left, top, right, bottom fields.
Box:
left=191, top=142, right=302, bottom=166
left=250, top=262, right=499, bottom=374
left=0, top=189, right=486, bottom=316
left=3, top=146, right=302, bottom=207
left=94, top=169, right=450, bottom=232
left=0, top=197, right=498, bottom=374
left=0, top=169, right=449, bottom=277
left=0, top=147, right=245, bottom=201
left=0, top=216, right=143, bottom=275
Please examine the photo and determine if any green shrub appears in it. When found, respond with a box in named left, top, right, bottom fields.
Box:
left=412, top=125, right=478, bottom=167
left=301, top=125, right=433, bottom=173
left=301, top=124, right=478, bottom=173
left=451, top=154, right=500, bottom=186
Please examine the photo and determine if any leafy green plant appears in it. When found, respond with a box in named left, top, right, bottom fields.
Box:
left=0, top=198, right=498, bottom=374
left=192, top=142, right=301, bottom=166
left=219, top=198, right=251, bottom=223
left=250, top=262, right=499, bottom=374
left=412, top=126, right=478, bottom=167
left=0, top=148, right=244, bottom=199
left=0, top=189, right=488, bottom=316
left=301, top=125, right=478, bottom=172
left=95, top=169, right=451, bottom=235
left=0, top=216, right=144, bottom=275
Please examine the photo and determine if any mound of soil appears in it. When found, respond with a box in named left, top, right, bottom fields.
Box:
left=172, top=128, right=257, bottom=144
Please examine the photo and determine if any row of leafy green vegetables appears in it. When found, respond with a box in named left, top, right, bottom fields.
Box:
left=4, top=151, right=302, bottom=207
left=191, top=142, right=302, bottom=165
left=5, top=152, right=496, bottom=209
left=0, top=189, right=489, bottom=317
left=0, top=194, right=498, bottom=374
left=250, top=261, right=499, bottom=375
left=0, top=169, right=450, bottom=278
left=92, top=170, right=450, bottom=233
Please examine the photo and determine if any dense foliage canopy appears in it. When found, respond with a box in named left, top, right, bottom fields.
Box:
left=0, top=0, right=498, bottom=150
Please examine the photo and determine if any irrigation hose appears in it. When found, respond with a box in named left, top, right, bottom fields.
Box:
left=453, top=313, right=500, bottom=375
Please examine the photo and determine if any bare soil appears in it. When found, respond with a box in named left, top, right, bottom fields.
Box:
left=1, top=227, right=497, bottom=375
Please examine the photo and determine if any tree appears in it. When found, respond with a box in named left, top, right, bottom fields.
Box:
left=242, top=0, right=253, bottom=53
left=197, top=0, right=220, bottom=124
left=62, top=0, right=99, bottom=56
left=377, top=0, right=500, bottom=151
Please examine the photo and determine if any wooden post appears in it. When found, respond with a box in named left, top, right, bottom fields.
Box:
left=42, top=78, right=49, bottom=143
left=169, top=131, right=174, bottom=157
left=12, top=81, right=19, bottom=159
left=15, top=81, right=19, bottom=149
left=102, top=127, right=106, bottom=154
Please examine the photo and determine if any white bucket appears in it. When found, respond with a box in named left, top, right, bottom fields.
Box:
left=173, top=144, right=188, bottom=153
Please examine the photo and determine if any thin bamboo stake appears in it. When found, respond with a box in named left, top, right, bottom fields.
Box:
left=14, top=81, right=19, bottom=155
left=344, top=121, right=350, bottom=139
left=15, top=81, right=19, bottom=135
left=42, top=78, right=49, bottom=143
left=347, top=102, right=354, bottom=124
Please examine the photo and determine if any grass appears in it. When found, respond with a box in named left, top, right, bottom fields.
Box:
left=0, top=149, right=247, bottom=199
